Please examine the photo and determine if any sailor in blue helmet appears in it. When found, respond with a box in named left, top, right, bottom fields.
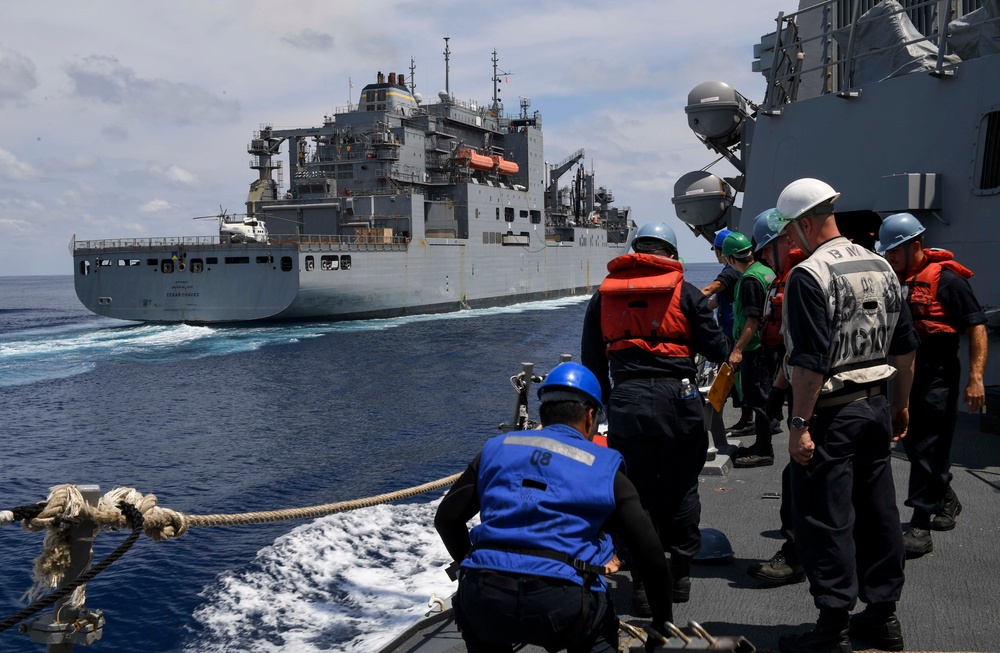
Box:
left=581, top=222, right=728, bottom=608
left=435, top=361, right=674, bottom=652
left=701, top=228, right=756, bottom=435
left=878, top=213, right=987, bottom=557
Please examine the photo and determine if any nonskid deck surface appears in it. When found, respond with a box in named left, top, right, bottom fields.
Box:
left=384, top=406, right=1000, bottom=652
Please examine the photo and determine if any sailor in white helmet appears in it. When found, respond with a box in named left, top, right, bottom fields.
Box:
left=770, top=178, right=918, bottom=653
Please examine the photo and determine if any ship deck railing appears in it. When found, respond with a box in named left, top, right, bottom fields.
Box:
left=71, top=234, right=412, bottom=254
left=760, top=0, right=998, bottom=113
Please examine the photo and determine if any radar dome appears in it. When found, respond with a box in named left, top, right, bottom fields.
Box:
left=671, top=171, right=734, bottom=230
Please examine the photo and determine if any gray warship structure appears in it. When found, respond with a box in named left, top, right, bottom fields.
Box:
left=672, top=0, right=1000, bottom=383
left=70, top=46, right=633, bottom=324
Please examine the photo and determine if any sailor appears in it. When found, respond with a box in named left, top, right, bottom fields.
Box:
left=721, top=231, right=777, bottom=467
left=434, top=362, right=674, bottom=652
left=876, top=212, right=988, bottom=557
left=746, top=208, right=808, bottom=586
left=701, top=229, right=755, bottom=436
left=580, top=222, right=729, bottom=607
left=771, top=178, right=918, bottom=653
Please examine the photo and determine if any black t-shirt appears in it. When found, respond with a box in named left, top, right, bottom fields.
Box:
left=714, top=265, right=740, bottom=303
left=737, top=273, right=767, bottom=321
left=909, top=268, right=987, bottom=362
left=785, top=269, right=919, bottom=375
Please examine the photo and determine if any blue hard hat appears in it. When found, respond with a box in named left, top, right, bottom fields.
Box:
left=537, top=362, right=604, bottom=414
left=876, top=212, right=926, bottom=255
left=632, top=222, right=678, bottom=256
left=713, top=229, right=734, bottom=250
left=753, top=209, right=781, bottom=252
left=694, top=527, right=734, bottom=561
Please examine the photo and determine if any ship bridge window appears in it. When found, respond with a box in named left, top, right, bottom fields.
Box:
left=147, top=258, right=158, bottom=266
left=257, top=255, right=273, bottom=265
left=321, top=255, right=339, bottom=270
left=190, top=259, right=204, bottom=273
left=117, top=259, right=140, bottom=267
left=225, top=256, right=249, bottom=264
left=341, top=255, right=352, bottom=270
left=281, top=256, right=293, bottom=271
left=976, top=110, right=1000, bottom=193
left=520, top=210, right=528, bottom=218
left=100, top=259, right=112, bottom=267
left=505, top=207, right=515, bottom=222
left=530, top=210, right=541, bottom=224
left=79, top=261, right=90, bottom=276
left=207, top=257, right=218, bottom=265
left=306, top=255, right=315, bottom=271
left=161, top=260, right=174, bottom=273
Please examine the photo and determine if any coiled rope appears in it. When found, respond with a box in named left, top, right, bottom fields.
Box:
left=0, top=473, right=461, bottom=633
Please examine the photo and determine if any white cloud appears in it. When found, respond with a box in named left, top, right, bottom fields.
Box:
left=0, top=45, right=38, bottom=105
left=0, top=147, right=40, bottom=181
left=140, top=199, right=171, bottom=213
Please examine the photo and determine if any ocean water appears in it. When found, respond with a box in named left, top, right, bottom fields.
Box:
left=0, top=264, right=718, bottom=652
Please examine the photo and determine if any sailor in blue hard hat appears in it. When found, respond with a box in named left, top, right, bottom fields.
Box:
left=877, top=212, right=988, bottom=559
left=581, top=222, right=728, bottom=607
left=701, top=228, right=752, bottom=435
left=435, top=361, right=674, bottom=651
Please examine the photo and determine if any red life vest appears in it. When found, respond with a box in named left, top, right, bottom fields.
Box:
left=905, top=249, right=974, bottom=337
left=598, top=253, right=692, bottom=357
left=761, top=249, right=807, bottom=348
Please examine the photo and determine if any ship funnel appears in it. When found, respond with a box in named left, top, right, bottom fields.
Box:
left=671, top=171, right=735, bottom=236
left=685, top=81, right=748, bottom=151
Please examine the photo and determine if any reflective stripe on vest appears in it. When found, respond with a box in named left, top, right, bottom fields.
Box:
left=904, top=249, right=973, bottom=337
left=783, top=237, right=902, bottom=393
left=598, top=253, right=692, bottom=358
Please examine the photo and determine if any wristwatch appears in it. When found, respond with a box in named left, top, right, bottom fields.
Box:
left=790, top=416, right=810, bottom=429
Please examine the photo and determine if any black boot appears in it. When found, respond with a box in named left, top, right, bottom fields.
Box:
left=903, top=510, right=933, bottom=558
left=670, top=555, right=692, bottom=603
left=779, top=608, right=851, bottom=653
left=733, top=443, right=775, bottom=468
left=726, top=408, right=755, bottom=436
left=931, top=485, right=962, bottom=531
left=850, top=602, right=904, bottom=651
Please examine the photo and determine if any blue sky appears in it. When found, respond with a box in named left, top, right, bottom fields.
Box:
left=1, top=0, right=791, bottom=275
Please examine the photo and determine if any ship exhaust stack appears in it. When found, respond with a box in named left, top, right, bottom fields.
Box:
left=685, top=81, right=750, bottom=173
left=671, top=171, right=738, bottom=241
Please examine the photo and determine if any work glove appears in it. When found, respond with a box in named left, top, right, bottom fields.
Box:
left=765, top=386, right=787, bottom=422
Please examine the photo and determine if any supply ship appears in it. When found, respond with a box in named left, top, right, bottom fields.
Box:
left=70, top=44, right=633, bottom=323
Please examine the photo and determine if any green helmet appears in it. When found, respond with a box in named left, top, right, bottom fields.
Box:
left=722, top=232, right=753, bottom=258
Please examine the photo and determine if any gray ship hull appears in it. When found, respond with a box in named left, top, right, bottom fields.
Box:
left=73, top=226, right=623, bottom=324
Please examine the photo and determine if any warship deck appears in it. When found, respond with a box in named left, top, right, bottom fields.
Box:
left=382, top=406, right=1000, bottom=652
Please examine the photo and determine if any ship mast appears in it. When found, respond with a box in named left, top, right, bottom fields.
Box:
left=491, top=49, right=510, bottom=115
left=443, top=37, right=450, bottom=98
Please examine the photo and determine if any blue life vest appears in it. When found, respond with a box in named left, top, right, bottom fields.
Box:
left=463, top=423, right=622, bottom=590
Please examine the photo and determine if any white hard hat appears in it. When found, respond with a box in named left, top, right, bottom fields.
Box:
left=772, top=178, right=841, bottom=234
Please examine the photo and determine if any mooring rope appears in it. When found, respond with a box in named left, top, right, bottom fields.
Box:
left=1, top=473, right=462, bottom=633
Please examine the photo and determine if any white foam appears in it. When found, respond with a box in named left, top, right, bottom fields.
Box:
left=189, top=497, right=474, bottom=653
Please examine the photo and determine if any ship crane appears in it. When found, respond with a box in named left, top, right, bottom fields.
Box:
left=546, top=148, right=585, bottom=215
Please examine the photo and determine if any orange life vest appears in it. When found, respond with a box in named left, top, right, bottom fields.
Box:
left=904, top=249, right=974, bottom=337
left=598, top=253, right=692, bottom=357
left=761, top=249, right=807, bottom=348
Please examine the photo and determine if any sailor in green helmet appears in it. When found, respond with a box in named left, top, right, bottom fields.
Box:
left=721, top=232, right=778, bottom=467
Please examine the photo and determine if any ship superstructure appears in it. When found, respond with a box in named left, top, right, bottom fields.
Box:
left=72, top=45, right=633, bottom=323
left=671, top=0, right=1000, bottom=381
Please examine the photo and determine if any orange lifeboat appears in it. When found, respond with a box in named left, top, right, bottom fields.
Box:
left=492, top=155, right=519, bottom=176
left=456, top=147, right=493, bottom=171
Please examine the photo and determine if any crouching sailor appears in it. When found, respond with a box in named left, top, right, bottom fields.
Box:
left=435, top=362, right=673, bottom=652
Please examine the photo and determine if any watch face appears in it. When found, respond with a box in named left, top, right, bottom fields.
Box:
left=792, top=416, right=809, bottom=429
